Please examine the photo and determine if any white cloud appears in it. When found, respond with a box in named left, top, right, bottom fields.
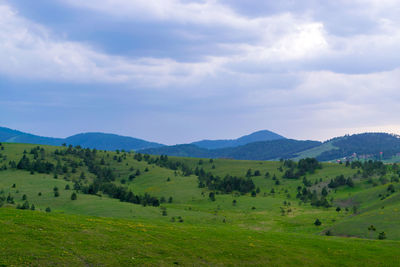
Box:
left=0, top=3, right=223, bottom=86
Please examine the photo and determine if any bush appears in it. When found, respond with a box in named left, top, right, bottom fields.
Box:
left=378, top=232, right=387, bottom=240
left=314, top=219, right=322, bottom=226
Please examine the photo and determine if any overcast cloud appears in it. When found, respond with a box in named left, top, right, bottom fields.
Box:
left=1, top=0, right=400, bottom=144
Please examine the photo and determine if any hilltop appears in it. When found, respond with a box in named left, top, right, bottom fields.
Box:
left=191, top=130, right=285, bottom=149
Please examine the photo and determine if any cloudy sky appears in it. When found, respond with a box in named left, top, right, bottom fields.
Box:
left=1, top=0, right=400, bottom=144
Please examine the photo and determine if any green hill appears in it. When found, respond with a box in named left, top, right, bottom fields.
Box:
left=1, top=142, right=400, bottom=265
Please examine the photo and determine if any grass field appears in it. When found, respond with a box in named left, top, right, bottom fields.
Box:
left=1, top=142, right=400, bottom=266
left=1, top=207, right=399, bottom=266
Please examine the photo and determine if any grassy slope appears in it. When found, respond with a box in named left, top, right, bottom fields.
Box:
left=1, top=207, right=399, bottom=266
left=291, top=142, right=339, bottom=161
left=1, top=143, right=400, bottom=265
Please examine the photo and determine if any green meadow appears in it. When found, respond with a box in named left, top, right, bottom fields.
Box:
left=1, top=142, right=400, bottom=266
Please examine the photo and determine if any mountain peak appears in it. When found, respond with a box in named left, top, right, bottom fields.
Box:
left=191, top=130, right=285, bottom=149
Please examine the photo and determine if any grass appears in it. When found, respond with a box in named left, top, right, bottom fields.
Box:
left=1, top=142, right=400, bottom=265
left=1, top=207, right=399, bottom=266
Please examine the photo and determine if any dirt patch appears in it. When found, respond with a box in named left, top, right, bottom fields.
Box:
left=334, top=198, right=359, bottom=208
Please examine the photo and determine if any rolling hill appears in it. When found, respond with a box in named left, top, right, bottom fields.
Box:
left=191, top=130, right=285, bottom=149
left=1, top=142, right=400, bottom=265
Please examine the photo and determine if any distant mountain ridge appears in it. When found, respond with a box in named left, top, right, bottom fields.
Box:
left=191, top=130, right=285, bottom=149
left=0, top=127, right=63, bottom=146
left=3, top=126, right=400, bottom=162
left=141, top=139, right=321, bottom=161
left=0, top=127, right=164, bottom=151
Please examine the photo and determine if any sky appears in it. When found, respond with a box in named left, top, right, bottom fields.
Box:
left=1, top=0, right=400, bottom=145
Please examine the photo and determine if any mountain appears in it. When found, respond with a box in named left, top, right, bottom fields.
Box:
left=315, top=133, right=400, bottom=161
left=215, top=139, right=321, bottom=160
left=0, top=127, right=63, bottom=146
left=191, top=130, right=285, bottom=149
left=4, top=126, right=400, bottom=162
left=0, top=126, right=164, bottom=151
left=141, top=133, right=400, bottom=162
left=64, top=133, right=164, bottom=151
left=140, top=139, right=321, bottom=160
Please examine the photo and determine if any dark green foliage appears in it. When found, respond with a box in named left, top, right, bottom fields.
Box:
left=328, top=175, right=354, bottom=189
left=81, top=182, right=160, bottom=207
left=45, top=207, right=51, bottom=212
left=314, top=219, right=322, bottom=226
left=321, top=187, right=328, bottom=197
left=15, top=154, right=55, bottom=174
left=209, top=192, right=216, bottom=201
left=298, top=158, right=322, bottom=174
left=198, top=171, right=255, bottom=194
left=161, top=206, right=167, bottom=216
left=302, top=177, right=312, bottom=187
left=378, top=232, right=387, bottom=240
left=160, top=196, right=166, bottom=203
left=296, top=187, right=330, bottom=207
left=387, top=184, right=395, bottom=193
left=17, top=201, right=30, bottom=210
left=7, top=194, right=14, bottom=204
left=246, top=169, right=252, bottom=177
left=283, top=158, right=322, bottom=179
left=325, top=230, right=332, bottom=236
left=71, top=192, right=77, bottom=200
